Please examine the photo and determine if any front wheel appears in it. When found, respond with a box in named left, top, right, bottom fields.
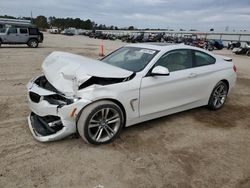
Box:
left=27, top=39, right=38, bottom=48
left=208, top=81, right=228, bottom=110
left=77, top=100, right=124, bottom=145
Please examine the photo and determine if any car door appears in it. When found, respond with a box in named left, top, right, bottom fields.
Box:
left=5, top=28, right=19, bottom=43
left=18, top=28, right=29, bottom=43
left=139, top=49, right=204, bottom=116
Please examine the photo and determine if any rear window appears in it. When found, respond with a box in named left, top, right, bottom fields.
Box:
left=29, top=28, right=39, bottom=35
left=194, top=51, right=216, bottom=67
left=20, top=28, right=28, bottom=34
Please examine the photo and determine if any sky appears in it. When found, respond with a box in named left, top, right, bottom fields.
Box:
left=1, top=0, right=250, bottom=31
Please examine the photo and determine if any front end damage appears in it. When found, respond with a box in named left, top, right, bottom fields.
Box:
left=27, top=75, right=91, bottom=142
left=26, top=51, right=135, bottom=142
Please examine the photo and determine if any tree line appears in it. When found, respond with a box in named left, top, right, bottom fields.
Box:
left=0, top=15, right=137, bottom=31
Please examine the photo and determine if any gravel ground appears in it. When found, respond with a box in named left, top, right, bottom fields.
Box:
left=0, top=33, right=249, bottom=188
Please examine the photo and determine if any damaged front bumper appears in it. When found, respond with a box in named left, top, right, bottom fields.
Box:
left=27, top=75, right=91, bottom=142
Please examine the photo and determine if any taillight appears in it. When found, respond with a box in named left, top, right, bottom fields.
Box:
left=233, top=65, right=237, bottom=72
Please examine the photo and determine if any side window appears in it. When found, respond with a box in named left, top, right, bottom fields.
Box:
left=0, top=28, right=6, bottom=33
left=194, top=51, right=215, bottom=67
left=20, top=28, right=28, bottom=34
left=155, top=49, right=192, bottom=72
left=8, top=28, right=17, bottom=34
left=29, top=28, right=38, bottom=35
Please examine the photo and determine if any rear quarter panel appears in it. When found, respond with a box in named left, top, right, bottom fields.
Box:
left=199, top=58, right=236, bottom=103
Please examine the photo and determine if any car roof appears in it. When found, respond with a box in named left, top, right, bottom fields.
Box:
left=125, top=43, right=206, bottom=53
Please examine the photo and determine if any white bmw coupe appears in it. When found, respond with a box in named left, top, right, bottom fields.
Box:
left=27, top=43, right=236, bottom=144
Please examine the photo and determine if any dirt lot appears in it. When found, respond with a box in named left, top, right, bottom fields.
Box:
left=0, top=33, right=250, bottom=188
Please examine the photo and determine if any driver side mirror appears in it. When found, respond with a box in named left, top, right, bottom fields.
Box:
left=151, top=66, right=170, bottom=76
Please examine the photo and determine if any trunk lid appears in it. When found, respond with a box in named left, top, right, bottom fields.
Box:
left=215, top=54, right=232, bottom=62
left=42, top=51, right=133, bottom=96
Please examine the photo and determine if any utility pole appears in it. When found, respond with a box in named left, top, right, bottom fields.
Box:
left=31, top=11, right=33, bottom=24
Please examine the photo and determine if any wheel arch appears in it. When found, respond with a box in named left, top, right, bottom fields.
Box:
left=27, top=38, right=38, bottom=43
left=220, top=79, right=229, bottom=91
left=76, top=98, right=127, bottom=127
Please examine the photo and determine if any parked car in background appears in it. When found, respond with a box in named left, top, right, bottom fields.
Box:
left=228, top=41, right=241, bottom=50
left=147, top=33, right=164, bottom=42
left=93, top=31, right=103, bottom=39
left=131, top=32, right=144, bottom=43
left=209, top=39, right=224, bottom=50
left=0, top=27, right=43, bottom=47
left=27, top=43, right=236, bottom=144
left=62, top=28, right=75, bottom=36
left=232, top=42, right=250, bottom=56
left=49, top=27, right=60, bottom=34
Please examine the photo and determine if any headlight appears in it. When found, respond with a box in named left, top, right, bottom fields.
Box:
left=44, top=95, right=79, bottom=105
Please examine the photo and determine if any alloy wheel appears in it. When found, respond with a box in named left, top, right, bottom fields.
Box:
left=212, top=84, right=228, bottom=109
left=88, top=107, right=121, bottom=142
left=31, top=41, right=38, bottom=47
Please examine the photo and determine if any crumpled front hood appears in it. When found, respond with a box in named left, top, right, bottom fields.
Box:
left=42, top=51, right=133, bottom=96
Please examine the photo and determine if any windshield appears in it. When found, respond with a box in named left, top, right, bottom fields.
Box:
left=102, top=47, right=158, bottom=72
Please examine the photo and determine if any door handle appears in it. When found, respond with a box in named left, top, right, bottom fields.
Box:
left=188, top=73, right=198, bottom=78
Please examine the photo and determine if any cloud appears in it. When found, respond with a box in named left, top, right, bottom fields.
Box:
left=1, top=0, right=250, bottom=31
left=123, top=13, right=166, bottom=22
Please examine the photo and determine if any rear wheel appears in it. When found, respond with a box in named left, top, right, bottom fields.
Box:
left=77, top=100, right=124, bottom=145
left=246, top=50, right=250, bottom=56
left=28, top=39, right=38, bottom=48
left=208, top=81, right=228, bottom=110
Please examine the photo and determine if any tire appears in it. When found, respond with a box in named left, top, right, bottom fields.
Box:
left=27, top=39, right=38, bottom=48
left=77, top=100, right=124, bottom=145
left=208, top=81, right=228, bottom=110
left=0, top=39, right=2, bottom=47
left=246, top=50, right=250, bottom=56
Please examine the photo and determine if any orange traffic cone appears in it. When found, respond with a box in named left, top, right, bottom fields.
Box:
left=99, top=40, right=104, bottom=57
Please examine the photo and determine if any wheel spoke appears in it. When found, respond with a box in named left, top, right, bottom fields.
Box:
left=218, top=85, right=224, bottom=93
left=106, top=125, right=115, bottom=134
left=103, top=126, right=112, bottom=138
left=220, top=94, right=226, bottom=98
left=218, top=99, right=222, bottom=105
left=89, top=122, right=100, bottom=128
left=90, top=119, right=99, bottom=123
left=104, top=108, right=110, bottom=119
left=107, top=118, right=119, bottom=124
left=101, top=109, right=105, bottom=119
left=96, top=128, right=103, bottom=141
left=213, top=98, right=218, bottom=106
left=93, top=127, right=101, bottom=139
left=106, top=114, right=119, bottom=124
left=89, top=118, right=100, bottom=128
